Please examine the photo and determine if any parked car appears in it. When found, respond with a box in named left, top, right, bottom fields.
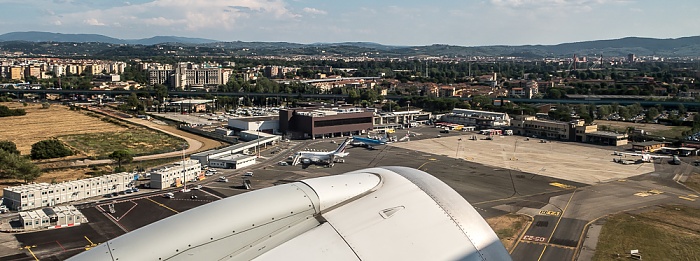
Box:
left=243, top=172, right=254, bottom=177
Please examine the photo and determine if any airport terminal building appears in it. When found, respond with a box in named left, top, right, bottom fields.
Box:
left=279, top=107, right=373, bottom=139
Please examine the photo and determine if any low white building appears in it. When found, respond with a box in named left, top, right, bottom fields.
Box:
left=191, top=132, right=280, bottom=167
left=149, top=160, right=202, bottom=189
left=209, top=154, right=256, bottom=169
left=228, top=116, right=279, bottom=134
left=3, top=172, right=135, bottom=211
left=20, top=205, right=88, bottom=231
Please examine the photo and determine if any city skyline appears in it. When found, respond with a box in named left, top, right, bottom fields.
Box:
left=0, top=0, right=698, bottom=46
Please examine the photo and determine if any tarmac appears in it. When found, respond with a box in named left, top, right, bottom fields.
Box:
left=3, top=125, right=700, bottom=260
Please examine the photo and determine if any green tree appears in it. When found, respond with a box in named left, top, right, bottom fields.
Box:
left=471, top=95, right=492, bottom=109
left=154, top=84, right=169, bottom=101
left=0, top=140, right=20, bottom=154
left=30, top=139, right=74, bottom=160
left=0, top=150, right=41, bottom=182
left=596, top=105, right=612, bottom=119
left=645, top=107, right=660, bottom=121
left=109, top=150, right=133, bottom=170
left=678, top=104, right=687, bottom=115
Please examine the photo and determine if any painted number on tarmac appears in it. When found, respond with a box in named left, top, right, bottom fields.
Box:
left=539, top=210, right=561, bottom=216
left=522, top=235, right=547, bottom=242
left=549, top=182, right=576, bottom=189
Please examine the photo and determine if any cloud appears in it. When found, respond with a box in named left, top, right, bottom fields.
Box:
left=489, top=0, right=630, bottom=9
left=58, top=0, right=299, bottom=32
left=302, top=7, right=327, bottom=15
left=83, top=18, right=105, bottom=26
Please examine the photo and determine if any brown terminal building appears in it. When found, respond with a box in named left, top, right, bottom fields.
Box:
left=279, top=107, right=373, bottom=139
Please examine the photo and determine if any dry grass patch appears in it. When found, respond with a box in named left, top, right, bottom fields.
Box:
left=486, top=214, right=530, bottom=251
left=593, top=205, right=700, bottom=261
left=595, top=119, right=690, bottom=138
left=0, top=102, right=127, bottom=155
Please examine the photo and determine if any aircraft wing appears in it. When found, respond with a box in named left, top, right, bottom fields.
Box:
left=68, top=167, right=512, bottom=261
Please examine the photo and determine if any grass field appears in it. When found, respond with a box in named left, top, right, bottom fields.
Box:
left=0, top=102, right=128, bottom=155
left=593, top=205, right=700, bottom=261
left=60, top=130, right=186, bottom=158
left=486, top=214, right=530, bottom=251
left=595, top=119, right=691, bottom=138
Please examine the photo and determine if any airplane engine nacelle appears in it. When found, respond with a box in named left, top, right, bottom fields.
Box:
left=69, top=167, right=512, bottom=261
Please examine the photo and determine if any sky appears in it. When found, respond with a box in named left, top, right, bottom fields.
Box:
left=0, top=0, right=698, bottom=46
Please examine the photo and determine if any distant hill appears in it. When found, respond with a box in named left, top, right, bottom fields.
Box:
left=0, top=32, right=699, bottom=57
left=0, top=31, right=218, bottom=45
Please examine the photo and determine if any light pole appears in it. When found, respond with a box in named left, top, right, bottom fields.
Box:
left=257, top=121, right=263, bottom=158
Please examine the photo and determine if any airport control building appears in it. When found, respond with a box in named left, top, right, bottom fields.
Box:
left=279, top=107, right=373, bottom=139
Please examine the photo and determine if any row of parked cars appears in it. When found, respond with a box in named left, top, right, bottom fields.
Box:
left=104, top=187, right=140, bottom=198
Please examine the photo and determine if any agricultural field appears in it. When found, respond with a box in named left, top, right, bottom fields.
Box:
left=592, top=205, right=700, bottom=261
left=0, top=102, right=185, bottom=158
left=0, top=102, right=128, bottom=155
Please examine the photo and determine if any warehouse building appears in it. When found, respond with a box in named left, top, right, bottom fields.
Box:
left=20, top=205, right=87, bottom=231
left=149, top=160, right=202, bottom=189
left=280, top=107, right=373, bottom=139
left=3, top=172, right=135, bottom=211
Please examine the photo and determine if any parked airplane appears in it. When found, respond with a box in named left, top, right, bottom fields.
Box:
left=68, top=167, right=512, bottom=261
left=293, top=138, right=353, bottom=165
left=352, top=135, right=388, bottom=145
left=612, top=151, right=680, bottom=165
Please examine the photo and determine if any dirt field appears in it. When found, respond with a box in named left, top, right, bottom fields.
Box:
left=593, top=205, right=700, bottom=261
left=486, top=214, right=531, bottom=251
left=0, top=102, right=128, bottom=155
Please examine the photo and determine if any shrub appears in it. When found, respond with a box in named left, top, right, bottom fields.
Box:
left=30, top=139, right=74, bottom=159
left=0, top=105, right=26, bottom=117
